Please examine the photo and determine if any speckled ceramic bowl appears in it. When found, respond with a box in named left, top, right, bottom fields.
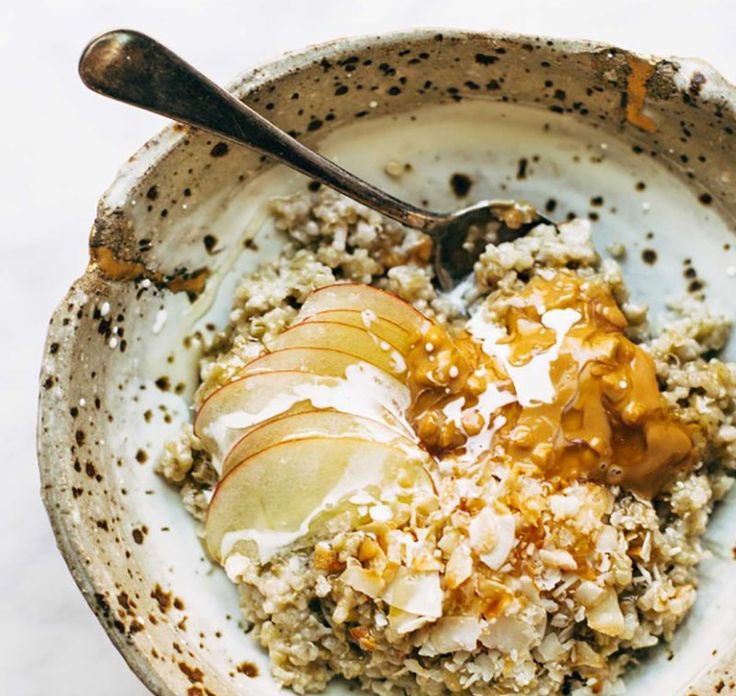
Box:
left=39, top=29, right=736, bottom=695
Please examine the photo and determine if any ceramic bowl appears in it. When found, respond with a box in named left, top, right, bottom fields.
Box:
left=39, top=29, right=736, bottom=695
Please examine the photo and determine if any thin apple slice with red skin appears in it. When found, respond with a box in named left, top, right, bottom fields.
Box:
left=297, top=283, right=430, bottom=335
left=194, top=369, right=410, bottom=461
left=266, top=320, right=407, bottom=377
left=240, top=346, right=370, bottom=377
left=205, top=436, right=434, bottom=562
left=302, top=309, right=417, bottom=353
left=222, top=409, right=425, bottom=477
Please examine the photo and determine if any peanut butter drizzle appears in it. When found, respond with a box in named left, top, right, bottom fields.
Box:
left=625, top=56, right=657, bottom=134
left=406, top=271, right=694, bottom=497
left=90, top=245, right=210, bottom=296
left=406, top=326, right=504, bottom=452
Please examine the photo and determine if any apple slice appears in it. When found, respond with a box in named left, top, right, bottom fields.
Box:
left=266, top=320, right=407, bottom=376
left=194, top=369, right=411, bottom=462
left=297, top=283, right=430, bottom=335
left=240, top=346, right=369, bottom=377
left=302, top=309, right=417, bottom=353
left=222, top=410, right=425, bottom=476
left=205, top=436, right=434, bottom=562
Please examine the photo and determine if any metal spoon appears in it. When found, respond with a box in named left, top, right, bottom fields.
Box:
left=79, top=29, right=553, bottom=290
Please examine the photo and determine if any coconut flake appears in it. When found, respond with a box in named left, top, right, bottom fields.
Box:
left=595, top=525, right=619, bottom=553
left=572, top=640, right=606, bottom=668
left=586, top=587, right=625, bottom=637
left=445, top=542, right=473, bottom=590
left=535, top=632, right=568, bottom=662
left=549, top=494, right=581, bottom=519
left=469, top=508, right=517, bottom=570
left=481, top=615, right=538, bottom=654
left=382, top=568, right=443, bottom=618
left=340, top=564, right=385, bottom=598
left=539, top=548, right=578, bottom=570
left=418, top=617, right=484, bottom=656
left=388, top=608, right=434, bottom=635
left=575, top=580, right=605, bottom=607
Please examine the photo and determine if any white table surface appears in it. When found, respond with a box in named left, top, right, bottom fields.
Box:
left=2, top=1, right=736, bottom=693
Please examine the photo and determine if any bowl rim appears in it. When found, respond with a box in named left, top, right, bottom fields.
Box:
left=38, top=27, right=736, bottom=696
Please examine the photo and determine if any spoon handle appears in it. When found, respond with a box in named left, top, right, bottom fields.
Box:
left=79, top=30, right=444, bottom=231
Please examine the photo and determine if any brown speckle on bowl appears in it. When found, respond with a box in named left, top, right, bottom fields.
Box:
left=210, top=142, right=229, bottom=157
left=236, top=662, right=259, bottom=678
left=642, top=248, right=658, bottom=265
left=449, top=172, right=473, bottom=197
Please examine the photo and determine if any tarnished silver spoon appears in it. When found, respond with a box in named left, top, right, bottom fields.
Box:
left=79, top=29, right=554, bottom=290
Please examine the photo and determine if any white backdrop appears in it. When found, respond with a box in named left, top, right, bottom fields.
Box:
left=2, top=1, right=735, bottom=693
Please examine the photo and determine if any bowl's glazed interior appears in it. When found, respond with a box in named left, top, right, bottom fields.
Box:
left=39, top=30, right=736, bottom=695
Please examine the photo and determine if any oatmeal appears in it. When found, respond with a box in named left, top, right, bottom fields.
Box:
left=157, top=187, right=736, bottom=695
